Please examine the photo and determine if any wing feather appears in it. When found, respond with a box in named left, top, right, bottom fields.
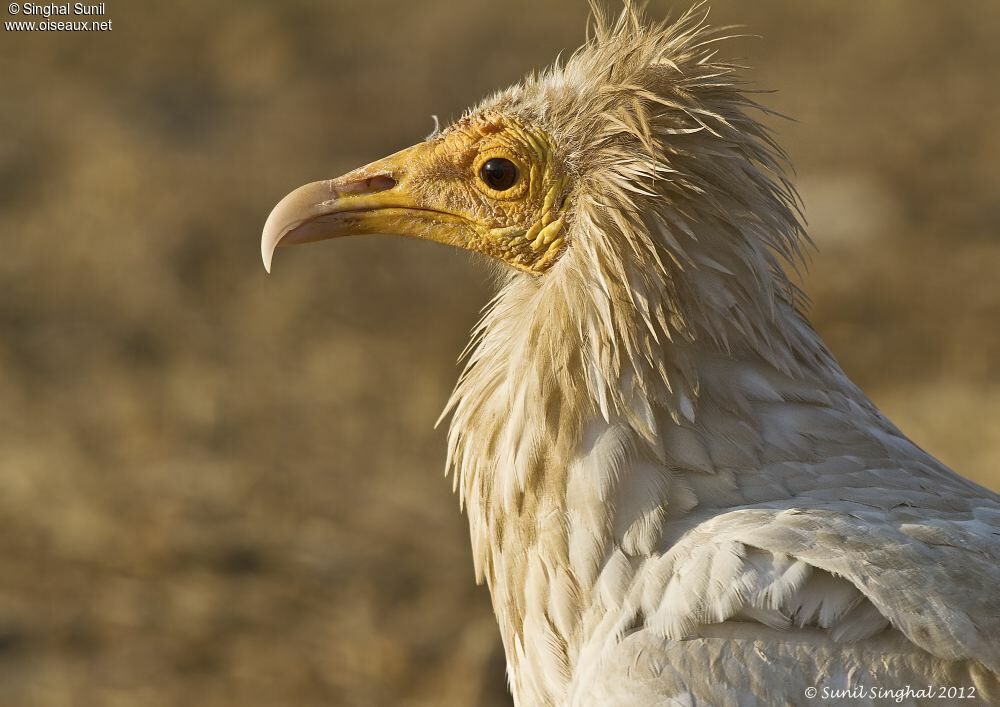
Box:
left=641, top=502, right=1000, bottom=672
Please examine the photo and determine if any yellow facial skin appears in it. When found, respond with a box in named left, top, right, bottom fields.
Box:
left=261, top=114, right=570, bottom=274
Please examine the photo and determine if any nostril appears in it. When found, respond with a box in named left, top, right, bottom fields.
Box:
left=337, top=174, right=397, bottom=195
left=366, top=175, right=396, bottom=192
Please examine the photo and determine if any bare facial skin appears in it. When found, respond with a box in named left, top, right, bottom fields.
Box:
left=262, top=114, right=569, bottom=275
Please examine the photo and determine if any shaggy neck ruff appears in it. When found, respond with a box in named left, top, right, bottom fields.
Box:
left=440, top=198, right=866, bottom=703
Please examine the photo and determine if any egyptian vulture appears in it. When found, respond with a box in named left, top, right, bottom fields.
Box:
left=261, top=5, right=1000, bottom=705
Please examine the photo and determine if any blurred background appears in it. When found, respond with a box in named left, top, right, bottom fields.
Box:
left=1, top=1, right=998, bottom=705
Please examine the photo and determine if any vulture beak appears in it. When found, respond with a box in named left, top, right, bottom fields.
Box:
left=261, top=142, right=466, bottom=272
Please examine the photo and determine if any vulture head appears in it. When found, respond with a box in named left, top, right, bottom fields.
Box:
left=262, top=4, right=814, bottom=470
left=262, top=4, right=803, bottom=328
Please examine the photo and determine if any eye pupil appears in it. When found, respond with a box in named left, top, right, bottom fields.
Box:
left=480, top=158, right=519, bottom=191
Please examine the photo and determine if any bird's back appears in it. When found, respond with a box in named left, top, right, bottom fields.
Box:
left=574, top=351, right=1000, bottom=705
left=573, top=623, right=998, bottom=706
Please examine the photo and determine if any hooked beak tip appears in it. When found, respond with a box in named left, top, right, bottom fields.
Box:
left=259, top=156, right=409, bottom=275
left=261, top=221, right=279, bottom=274
left=260, top=181, right=332, bottom=275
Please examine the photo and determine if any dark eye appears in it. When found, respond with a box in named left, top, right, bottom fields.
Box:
left=479, top=158, right=519, bottom=191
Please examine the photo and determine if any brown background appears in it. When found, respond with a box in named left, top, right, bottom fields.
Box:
left=1, top=1, right=998, bottom=705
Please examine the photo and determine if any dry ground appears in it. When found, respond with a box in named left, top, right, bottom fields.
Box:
left=1, top=1, right=998, bottom=705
